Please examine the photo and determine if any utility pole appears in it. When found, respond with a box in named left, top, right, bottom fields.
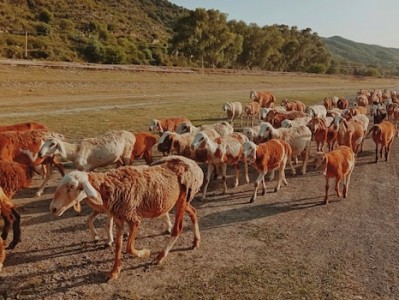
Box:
left=24, top=31, right=28, bottom=58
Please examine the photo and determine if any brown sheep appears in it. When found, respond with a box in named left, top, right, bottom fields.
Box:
left=266, top=110, right=307, bottom=128
left=250, top=90, right=275, bottom=108
left=243, top=139, right=291, bottom=203
left=244, top=102, right=261, bottom=126
left=282, top=99, right=306, bottom=112
left=148, top=117, right=190, bottom=135
left=50, top=155, right=204, bottom=281
left=337, top=98, right=349, bottom=109
left=0, top=162, right=36, bottom=249
left=314, top=146, right=355, bottom=205
left=0, top=121, right=48, bottom=132
left=131, top=132, right=157, bottom=165
left=367, top=121, right=395, bottom=162
left=0, top=130, right=65, bottom=197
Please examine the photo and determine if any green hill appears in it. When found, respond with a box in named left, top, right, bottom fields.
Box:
left=323, top=36, right=399, bottom=74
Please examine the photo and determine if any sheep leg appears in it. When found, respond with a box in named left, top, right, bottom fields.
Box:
left=221, top=164, right=228, bottom=194
left=163, top=213, right=172, bottom=234
left=233, top=163, right=239, bottom=188
left=288, top=156, right=296, bottom=175
left=35, top=163, right=51, bottom=197
left=202, top=163, right=214, bottom=200
left=243, top=159, right=249, bottom=184
left=1, top=212, right=11, bottom=243
left=335, top=177, right=342, bottom=198
left=324, top=177, right=330, bottom=205
left=155, top=192, right=187, bottom=265
left=343, top=166, right=354, bottom=198
left=375, top=144, right=379, bottom=163
left=275, top=159, right=287, bottom=192
left=126, top=221, right=150, bottom=258
left=7, top=208, right=21, bottom=249
left=143, top=150, right=153, bottom=165
left=267, top=169, right=275, bottom=181
left=250, top=171, right=266, bottom=203
left=301, top=143, right=310, bottom=175
left=108, top=218, right=124, bottom=281
left=185, top=203, right=200, bottom=249
left=87, top=211, right=100, bottom=241
left=386, top=139, right=394, bottom=161
left=106, top=215, right=114, bottom=246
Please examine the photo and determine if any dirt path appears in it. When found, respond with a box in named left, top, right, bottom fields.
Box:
left=0, top=132, right=398, bottom=299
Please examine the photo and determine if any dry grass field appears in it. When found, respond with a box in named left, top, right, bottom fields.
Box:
left=0, top=61, right=399, bottom=299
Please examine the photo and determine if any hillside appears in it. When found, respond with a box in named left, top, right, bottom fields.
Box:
left=1, top=1, right=399, bottom=76
left=323, top=36, right=399, bottom=70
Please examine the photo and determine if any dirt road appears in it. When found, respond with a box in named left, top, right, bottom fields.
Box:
left=0, top=131, right=398, bottom=300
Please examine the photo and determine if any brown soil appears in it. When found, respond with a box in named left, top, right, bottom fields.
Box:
left=0, top=133, right=398, bottom=300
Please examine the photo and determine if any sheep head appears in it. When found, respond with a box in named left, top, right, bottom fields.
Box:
left=259, top=122, right=274, bottom=140
left=243, top=141, right=257, bottom=164
left=39, top=137, right=67, bottom=159
left=50, top=171, right=102, bottom=217
left=313, top=151, right=328, bottom=175
left=191, top=132, right=209, bottom=151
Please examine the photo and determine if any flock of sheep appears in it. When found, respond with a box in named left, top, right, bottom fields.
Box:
left=0, top=87, right=397, bottom=281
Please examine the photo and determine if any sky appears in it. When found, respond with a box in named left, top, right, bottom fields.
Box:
left=169, top=0, right=399, bottom=49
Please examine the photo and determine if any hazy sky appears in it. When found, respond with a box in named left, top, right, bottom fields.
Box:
left=169, top=0, right=399, bottom=49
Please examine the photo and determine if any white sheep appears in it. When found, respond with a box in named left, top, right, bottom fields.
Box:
left=223, top=102, right=243, bottom=127
left=305, top=105, right=327, bottom=118
left=177, top=121, right=234, bottom=137
left=39, top=130, right=136, bottom=171
left=192, top=131, right=249, bottom=199
left=50, top=155, right=204, bottom=281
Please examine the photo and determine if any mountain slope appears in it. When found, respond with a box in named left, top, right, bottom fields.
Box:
left=323, top=36, right=399, bottom=67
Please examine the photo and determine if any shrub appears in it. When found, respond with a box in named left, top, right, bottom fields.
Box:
left=37, top=8, right=53, bottom=23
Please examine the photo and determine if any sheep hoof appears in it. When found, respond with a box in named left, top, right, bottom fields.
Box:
left=154, top=251, right=166, bottom=265
left=249, top=197, right=255, bottom=203
left=35, top=190, right=43, bottom=197
left=107, top=272, right=120, bottom=281
left=274, top=187, right=279, bottom=192
left=192, top=238, right=200, bottom=249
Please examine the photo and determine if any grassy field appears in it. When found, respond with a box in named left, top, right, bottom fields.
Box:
left=1, top=64, right=398, bottom=139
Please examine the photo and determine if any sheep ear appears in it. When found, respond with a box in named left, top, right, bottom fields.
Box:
left=73, top=202, right=81, bottom=213
left=56, top=141, right=68, bottom=159
left=82, top=180, right=103, bottom=206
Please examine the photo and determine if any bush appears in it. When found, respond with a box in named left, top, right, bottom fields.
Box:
left=103, top=45, right=126, bottom=64
left=37, top=8, right=53, bottom=23
left=83, top=37, right=105, bottom=62
left=306, top=63, right=326, bottom=74
left=36, top=23, right=52, bottom=36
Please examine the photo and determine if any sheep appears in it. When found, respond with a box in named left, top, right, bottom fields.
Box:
left=341, top=111, right=369, bottom=152
left=313, top=146, right=355, bottom=205
left=265, top=110, right=307, bottom=128
left=158, top=130, right=210, bottom=162
left=370, top=103, right=387, bottom=124
left=326, top=108, right=342, bottom=118
left=0, top=129, right=65, bottom=197
left=0, top=121, right=48, bottom=132
left=281, top=99, right=306, bottom=112
left=192, top=132, right=249, bottom=200
left=242, top=125, right=263, bottom=144
left=250, top=90, right=275, bottom=108
left=259, top=122, right=312, bottom=176
left=356, top=94, right=369, bottom=107
left=222, top=102, right=243, bottom=126
left=243, top=140, right=291, bottom=203
left=148, top=117, right=190, bottom=135
left=307, top=117, right=335, bottom=151
left=244, top=102, right=260, bottom=126
left=0, top=162, right=36, bottom=249
left=39, top=130, right=136, bottom=171
left=280, top=116, right=312, bottom=129
left=367, top=121, right=395, bottom=163
left=331, top=116, right=365, bottom=155
left=131, top=132, right=157, bottom=165
left=305, top=104, right=327, bottom=118
left=50, top=155, right=204, bottom=280
left=176, top=121, right=233, bottom=138
left=386, top=103, right=399, bottom=121
left=323, top=97, right=334, bottom=110
left=337, top=98, right=349, bottom=110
